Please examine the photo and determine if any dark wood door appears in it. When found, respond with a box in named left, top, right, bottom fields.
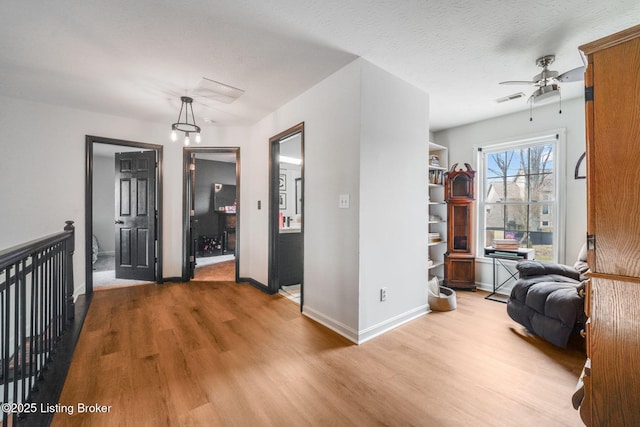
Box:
left=115, top=151, right=156, bottom=281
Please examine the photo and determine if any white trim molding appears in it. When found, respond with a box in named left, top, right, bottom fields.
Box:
left=475, top=128, right=567, bottom=263
left=303, top=304, right=430, bottom=345
left=302, top=306, right=360, bottom=344
left=357, top=305, right=429, bottom=344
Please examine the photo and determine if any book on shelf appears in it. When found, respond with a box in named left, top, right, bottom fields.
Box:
left=428, top=232, right=442, bottom=243
left=428, top=169, right=444, bottom=185
left=492, top=238, right=519, bottom=250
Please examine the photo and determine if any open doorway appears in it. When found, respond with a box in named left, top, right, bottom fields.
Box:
left=85, top=136, right=163, bottom=295
left=269, top=123, right=304, bottom=306
left=183, top=147, right=240, bottom=282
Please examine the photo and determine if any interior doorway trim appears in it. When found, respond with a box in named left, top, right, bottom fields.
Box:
left=85, top=135, right=164, bottom=296
left=269, top=122, right=304, bottom=307
left=182, top=147, right=241, bottom=282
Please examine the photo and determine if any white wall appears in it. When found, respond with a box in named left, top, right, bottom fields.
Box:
left=233, top=59, right=429, bottom=342
left=434, top=96, right=587, bottom=293
left=246, top=59, right=363, bottom=337
left=93, top=153, right=116, bottom=254
left=0, top=95, right=250, bottom=297
left=358, top=61, right=429, bottom=340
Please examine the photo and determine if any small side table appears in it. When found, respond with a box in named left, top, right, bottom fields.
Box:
left=484, top=247, right=535, bottom=303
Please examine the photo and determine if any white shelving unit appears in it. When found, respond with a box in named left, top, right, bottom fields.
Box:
left=428, top=142, right=448, bottom=281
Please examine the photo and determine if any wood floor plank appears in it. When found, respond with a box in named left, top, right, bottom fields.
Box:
left=50, top=282, right=585, bottom=426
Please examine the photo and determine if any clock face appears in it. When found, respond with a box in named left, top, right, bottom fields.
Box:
left=452, top=175, right=471, bottom=197
left=445, top=164, right=475, bottom=201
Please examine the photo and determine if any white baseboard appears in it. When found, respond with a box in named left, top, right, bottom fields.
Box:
left=475, top=257, right=515, bottom=296
left=73, top=283, right=85, bottom=301
left=357, top=305, right=429, bottom=344
left=303, top=304, right=429, bottom=345
left=302, top=306, right=359, bottom=343
left=475, top=281, right=512, bottom=296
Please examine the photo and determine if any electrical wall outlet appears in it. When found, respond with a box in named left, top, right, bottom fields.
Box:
left=380, top=287, right=388, bottom=301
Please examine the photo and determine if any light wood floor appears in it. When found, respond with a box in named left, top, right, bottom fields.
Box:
left=52, top=281, right=586, bottom=426
left=193, top=260, right=236, bottom=282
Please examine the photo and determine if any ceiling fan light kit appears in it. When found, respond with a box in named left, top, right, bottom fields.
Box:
left=171, top=96, right=201, bottom=146
left=530, top=84, right=560, bottom=104
left=528, top=83, right=562, bottom=121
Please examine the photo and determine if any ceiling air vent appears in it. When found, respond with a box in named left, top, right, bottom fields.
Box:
left=196, top=77, right=245, bottom=104
left=496, top=92, right=525, bottom=103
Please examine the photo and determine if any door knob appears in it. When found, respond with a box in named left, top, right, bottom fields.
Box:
left=114, top=220, right=124, bottom=224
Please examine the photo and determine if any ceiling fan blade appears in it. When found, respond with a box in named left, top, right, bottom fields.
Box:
left=557, top=66, right=586, bottom=82
left=499, top=80, right=537, bottom=85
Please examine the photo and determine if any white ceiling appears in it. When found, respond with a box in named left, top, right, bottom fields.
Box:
left=1, top=1, right=638, bottom=132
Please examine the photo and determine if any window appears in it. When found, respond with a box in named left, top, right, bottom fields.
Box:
left=478, top=132, right=563, bottom=262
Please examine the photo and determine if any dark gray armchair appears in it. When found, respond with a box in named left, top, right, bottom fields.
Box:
left=506, top=245, right=588, bottom=347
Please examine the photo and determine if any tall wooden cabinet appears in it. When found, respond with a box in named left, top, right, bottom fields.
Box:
left=577, top=24, right=640, bottom=426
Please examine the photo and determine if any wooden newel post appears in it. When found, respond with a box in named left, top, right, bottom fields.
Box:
left=64, top=220, right=75, bottom=320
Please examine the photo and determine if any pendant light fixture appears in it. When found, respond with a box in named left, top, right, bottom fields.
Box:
left=170, top=96, right=201, bottom=145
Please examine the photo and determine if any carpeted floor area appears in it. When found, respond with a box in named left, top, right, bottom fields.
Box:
left=93, top=253, right=115, bottom=272
left=92, top=253, right=153, bottom=289
left=279, top=284, right=301, bottom=304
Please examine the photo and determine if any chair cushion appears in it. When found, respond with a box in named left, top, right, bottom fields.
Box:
left=507, top=274, right=584, bottom=347
left=516, top=260, right=581, bottom=281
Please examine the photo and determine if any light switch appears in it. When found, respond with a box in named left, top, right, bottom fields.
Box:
left=339, top=194, right=350, bottom=209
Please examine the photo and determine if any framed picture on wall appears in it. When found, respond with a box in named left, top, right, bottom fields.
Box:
left=279, top=173, right=287, bottom=190
left=279, top=192, right=287, bottom=209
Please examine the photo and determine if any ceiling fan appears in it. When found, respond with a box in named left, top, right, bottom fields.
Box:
left=498, top=54, right=585, bottom=105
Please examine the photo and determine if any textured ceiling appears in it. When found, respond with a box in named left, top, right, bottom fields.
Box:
left=1, top=1, right=638, bottom=132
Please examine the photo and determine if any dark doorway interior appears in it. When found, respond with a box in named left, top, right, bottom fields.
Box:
left=183, top=148, right=240, bottom=282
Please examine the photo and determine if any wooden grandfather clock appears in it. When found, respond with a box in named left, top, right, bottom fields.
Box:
left=444, top=163, right=476, bottom=290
